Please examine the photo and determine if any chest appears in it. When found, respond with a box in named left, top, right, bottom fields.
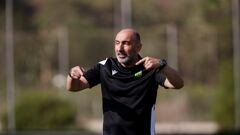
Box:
left=99, top=67, right=157, bottom=97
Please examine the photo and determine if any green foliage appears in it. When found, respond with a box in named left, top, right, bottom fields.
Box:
left=212, top=61, right=234, bottom=130
left=2, top=90, right=77, bottom=131
left=187, top=85, right=214, bottom=120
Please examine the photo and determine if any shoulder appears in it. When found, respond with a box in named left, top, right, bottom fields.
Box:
left=98, top=58, right=109, bottom=65
left=98, top=57, right=117, bottom=66
left=98, top=58, right=108, bottom=65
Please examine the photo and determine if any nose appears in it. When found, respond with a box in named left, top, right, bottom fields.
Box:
left=116, top=43, right=124, bottom=52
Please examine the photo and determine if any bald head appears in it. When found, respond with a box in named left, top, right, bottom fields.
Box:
left=116, top=28, right=141, bottom=45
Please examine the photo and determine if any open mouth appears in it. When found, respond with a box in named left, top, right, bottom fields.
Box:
left=117, top=52, right=127, bottom=58
left=117, top=54, right=127, bottom=59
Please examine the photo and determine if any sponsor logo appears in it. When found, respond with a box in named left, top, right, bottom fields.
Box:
left=112, top=70, right=118, bottom=75
left=134, top=70, right=143, bottom=78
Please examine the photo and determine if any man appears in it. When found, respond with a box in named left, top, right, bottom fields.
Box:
left=66, top=28, right=184, bottom=135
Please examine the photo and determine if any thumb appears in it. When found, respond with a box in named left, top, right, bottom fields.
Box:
left=79, top=67, right=86, bottom=76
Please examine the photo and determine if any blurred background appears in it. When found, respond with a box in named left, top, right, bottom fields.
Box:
left=0, top=0, right=240, bottom=134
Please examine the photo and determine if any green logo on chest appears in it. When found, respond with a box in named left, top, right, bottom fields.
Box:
left=134, top=70, right=143, bottom=78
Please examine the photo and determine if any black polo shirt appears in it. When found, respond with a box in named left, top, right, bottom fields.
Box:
left=83, top=57, right=166, bottom=135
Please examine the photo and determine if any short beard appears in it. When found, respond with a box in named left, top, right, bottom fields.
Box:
left=116, top=52, right=138, bottom=66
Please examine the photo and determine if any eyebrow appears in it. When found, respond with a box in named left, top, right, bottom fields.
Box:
left=115, top=39, right=131, bottom=42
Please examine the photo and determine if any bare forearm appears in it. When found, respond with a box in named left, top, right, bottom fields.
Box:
left=161, top=65, right=184, bottom=89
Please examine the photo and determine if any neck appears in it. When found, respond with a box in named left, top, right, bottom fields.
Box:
left=121, top=63, right=135, bottom=68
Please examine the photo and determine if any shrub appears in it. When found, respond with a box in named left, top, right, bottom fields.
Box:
left=212, top=61, right=234, bottom=130
left=2, top=89, right=77, bottom=131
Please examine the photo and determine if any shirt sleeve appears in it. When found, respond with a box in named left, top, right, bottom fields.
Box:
left=83, top=63, right=101, bottom=88
left=154, top=68, right=167, bottom=88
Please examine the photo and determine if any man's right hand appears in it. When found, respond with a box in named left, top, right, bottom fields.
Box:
left=67, top=66, right=89, bottom=92
left=69, top=66, right=85, bottom=79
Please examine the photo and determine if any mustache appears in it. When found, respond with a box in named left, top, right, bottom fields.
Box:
left=117, top=51, right=127, bottom=56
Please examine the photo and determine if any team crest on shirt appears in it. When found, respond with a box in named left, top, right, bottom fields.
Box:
left=112, top=70, right=118, bottom=75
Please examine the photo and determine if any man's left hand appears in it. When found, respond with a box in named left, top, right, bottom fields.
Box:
left=135, top=56, right=160, bottom=70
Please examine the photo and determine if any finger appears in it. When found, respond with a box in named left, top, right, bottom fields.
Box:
left=71, top=66, right=80, bottom=73
left=72, top=68, right=79, bottom=76
left=144, top=63, right=152, bottom=70
left=135, top=58, right=146, bottom=65
left=81, top=67, right=86, bottom=72
left=71, top=66, right=83, bottom=78
left=75, top=66, right=86, bottom=76
left=79, top=67, right=85, bottom=76
left=69, top=70, right=80, bottom=79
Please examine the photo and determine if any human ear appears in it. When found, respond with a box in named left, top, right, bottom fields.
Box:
left=137, top=43, right=142, bottom=52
